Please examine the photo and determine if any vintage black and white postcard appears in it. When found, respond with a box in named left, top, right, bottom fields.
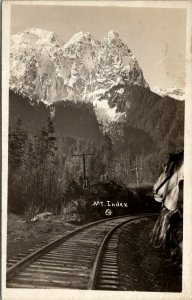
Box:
left=1, top=1, right=192, bottom=300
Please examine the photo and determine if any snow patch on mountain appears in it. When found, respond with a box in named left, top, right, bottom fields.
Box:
left=93, top=99, right=125, bottom=123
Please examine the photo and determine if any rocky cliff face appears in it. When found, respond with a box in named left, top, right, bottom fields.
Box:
left=10, top=28, right=148, bottom=115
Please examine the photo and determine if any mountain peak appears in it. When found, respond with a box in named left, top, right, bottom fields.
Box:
left=62, top=31, right=98, bottom=50
left=67, top=31, right=90, bottom=41
left=25, top=28, right=57, bottom=39
left=10, top=28, right=149, bottom=104
left=104, top=30, right=124, bottom=46
left=11, top=28, right=61, bottom=49
left=107, top=30, right=120, bottom=40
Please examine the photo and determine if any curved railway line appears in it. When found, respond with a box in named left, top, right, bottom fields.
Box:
left=7, top=214, right=156, bottom=290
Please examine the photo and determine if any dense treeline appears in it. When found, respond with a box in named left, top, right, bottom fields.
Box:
left=8, top=116, right=112, bottom=217
left=8, top=116, right=159, bottom=218
left=9, top=90, right=103, bottom=141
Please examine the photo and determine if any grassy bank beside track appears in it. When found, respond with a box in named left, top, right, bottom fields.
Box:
left=7, top=213, right=79, bottom=260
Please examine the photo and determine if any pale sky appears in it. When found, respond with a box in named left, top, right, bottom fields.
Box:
left=10, top=4, right=187, bottom=89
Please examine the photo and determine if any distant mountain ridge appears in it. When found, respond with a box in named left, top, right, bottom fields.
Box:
left=151, top=87, right=185, bottom=101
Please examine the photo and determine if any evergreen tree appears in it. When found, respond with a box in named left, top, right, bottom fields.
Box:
left=47, top=116, right=57, bottom=158
left=9, top=118, right=27, bottom=170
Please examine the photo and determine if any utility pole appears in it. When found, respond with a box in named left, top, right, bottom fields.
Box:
left=72, top=153, right=93, bottom=188
left=131, top=157, right=143, bottom=187
left=111, top=158, right=121, bottom=181
left=98, top=119, right=104, bottom=134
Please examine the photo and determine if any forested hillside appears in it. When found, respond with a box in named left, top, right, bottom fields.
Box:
left=9, top=90, right=103, bottom=141
left=123, top=85, right=184, bottom=152
left=8, top=86, right=184, bottom=219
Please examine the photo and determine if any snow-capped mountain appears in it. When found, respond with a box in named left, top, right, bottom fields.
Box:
left=10, top=28, right=148, bottom=122
left=151, top=87, right=185, bottom=101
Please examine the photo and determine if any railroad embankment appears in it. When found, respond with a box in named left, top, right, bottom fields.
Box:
left=118, top=218, right=182, bottom=292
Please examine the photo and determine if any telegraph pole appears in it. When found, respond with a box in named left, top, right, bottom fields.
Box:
left=110, top=158, right=121, bottom=181
left=72, top=153, right=93, bottom=188
left=131, top=157, right=143, bottom=187
left=98, top=119, right=104, bottom=134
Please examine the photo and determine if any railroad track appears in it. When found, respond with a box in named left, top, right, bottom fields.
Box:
left=7, top=214, right=156, bottom=289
